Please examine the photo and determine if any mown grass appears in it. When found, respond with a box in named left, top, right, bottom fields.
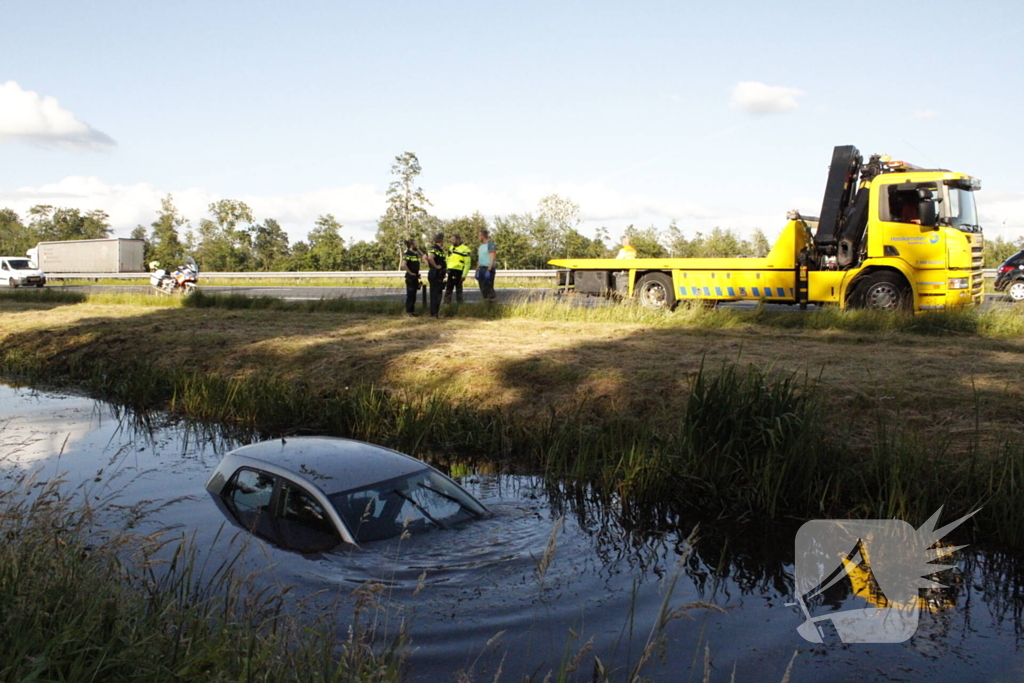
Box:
left=3, top=343, right=1021, bottom=546
left=0, top=469, right=407, bottom=682
left=5, top=287, right=1024, bottom=338
left=177, top=290, right=1024, bottom=338
left=57, top=276, right=554, bottom=289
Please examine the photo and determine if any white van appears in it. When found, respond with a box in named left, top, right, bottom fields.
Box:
left=0, top=257, right=46, bottom=288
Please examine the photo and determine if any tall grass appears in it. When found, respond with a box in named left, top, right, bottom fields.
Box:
left=0, top=288, right=181, bottom=307
left=0, top=469, right=407, bottom=682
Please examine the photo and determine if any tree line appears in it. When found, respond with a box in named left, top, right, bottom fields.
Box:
left=0, top=152, right=798, bottom=271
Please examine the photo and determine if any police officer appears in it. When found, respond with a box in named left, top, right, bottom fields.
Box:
left=443, top=233, right=473, bottom=305
left=425, top=232, right=446, bottom=318
left=401, top=239, right=421, bottom=317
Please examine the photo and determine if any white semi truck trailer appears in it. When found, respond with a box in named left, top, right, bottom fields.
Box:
left=28, top=238, right=146, bottom=274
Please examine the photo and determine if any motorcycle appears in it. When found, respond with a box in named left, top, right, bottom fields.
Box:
left=150, top=256, right=199, bottom=295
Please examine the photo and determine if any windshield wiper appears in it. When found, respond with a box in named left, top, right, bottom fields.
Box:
left=393, top=489, right=447, bottom=529
left=417, top=482, right=472, bottom=510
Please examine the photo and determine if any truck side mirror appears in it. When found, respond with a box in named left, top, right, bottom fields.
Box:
left=917, top=190, right=938, bottom=228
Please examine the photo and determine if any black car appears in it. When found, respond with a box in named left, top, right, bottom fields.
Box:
left=994, top=250, right=1024, bottom=302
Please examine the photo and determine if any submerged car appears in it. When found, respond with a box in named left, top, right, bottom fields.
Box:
left=206, top=437, right=489, bottom=552
left=994, top=249, right=1024, bottom=302
left=0, top=257, right=45, bottom=288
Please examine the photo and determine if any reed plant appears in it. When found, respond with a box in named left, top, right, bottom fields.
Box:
left=0, top=468, right=407, bottom=682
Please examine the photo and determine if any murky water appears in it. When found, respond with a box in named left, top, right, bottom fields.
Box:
left=2, top=382, right=1023, bottom=681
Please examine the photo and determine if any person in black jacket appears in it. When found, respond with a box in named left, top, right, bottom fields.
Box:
left=425, top=233, right=447, bottom=318
left=401, top=239, right=421, bottom=317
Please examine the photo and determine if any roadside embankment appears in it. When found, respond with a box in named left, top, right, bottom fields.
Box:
left=2, top=293, right=1024, bottom=544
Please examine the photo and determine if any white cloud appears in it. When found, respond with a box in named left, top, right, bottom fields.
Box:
left=0, top=81, right=115, bottom=151
left=729, top=81, right=804, bottom=114
left=914, top=109, right=938, bottom=119
left=0, top=176, right=828, bottom=245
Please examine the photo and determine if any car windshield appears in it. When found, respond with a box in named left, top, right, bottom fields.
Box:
left=328, top=468, right=486, bottom=543
left=6, top=259, right=33, bottom=270
left=945, top=188, right=980, bottom=232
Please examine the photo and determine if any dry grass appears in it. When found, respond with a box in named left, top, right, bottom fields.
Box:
left=2, top=297, right=1023, bottom=450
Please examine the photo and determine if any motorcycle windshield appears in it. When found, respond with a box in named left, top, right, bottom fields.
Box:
left=184, top=256, right=197, bottom=272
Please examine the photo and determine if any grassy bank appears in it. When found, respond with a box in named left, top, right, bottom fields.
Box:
left=0, top=470, right=406, bottom=682
left=2, top=293, right=1024, bottom=544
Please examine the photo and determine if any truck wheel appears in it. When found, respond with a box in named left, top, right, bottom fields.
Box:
left=1008, top=281, right=1024, bottom=302
left=856, top=272, right=910, bottom=311
left=7, top=278, right=16, bottom=289
left=636, top=273, right=676, bottom=311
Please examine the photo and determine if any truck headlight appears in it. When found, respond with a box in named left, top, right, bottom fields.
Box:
left=948, top=277, right=969, bottom=290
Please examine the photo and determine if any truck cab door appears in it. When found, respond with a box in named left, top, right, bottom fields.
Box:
left=870, top=180, right=944, bottom=268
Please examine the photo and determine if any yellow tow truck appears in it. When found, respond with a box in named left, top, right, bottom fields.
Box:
left=550, top=146, right=984, bottom=311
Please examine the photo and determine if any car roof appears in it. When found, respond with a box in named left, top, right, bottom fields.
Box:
left=226, top=437, right=428, bottom=495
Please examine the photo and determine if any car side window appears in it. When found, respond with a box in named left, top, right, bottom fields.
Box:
left=279, top=481, right=336, bottom=537
left=227, top=468, right=276, bottom=511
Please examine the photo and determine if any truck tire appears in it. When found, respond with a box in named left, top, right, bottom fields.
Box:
left=7, top=278, right=16, bottom=289
left=855, top=272, right=910, bottom=311
left=1008, top=281, right=1024, bottom=302
left=636, top=272, right=676, bottom=311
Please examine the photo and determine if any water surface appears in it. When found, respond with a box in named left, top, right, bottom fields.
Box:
left=1, top=383, right=1022, bottom=681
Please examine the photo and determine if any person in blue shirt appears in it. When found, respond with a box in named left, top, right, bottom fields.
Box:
left=476, top=229, right=497, bottom=302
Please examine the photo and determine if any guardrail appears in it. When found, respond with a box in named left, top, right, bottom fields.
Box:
left=48, top=269, right=562, bottom=280
left=49, top=269, right=1002, bottom=281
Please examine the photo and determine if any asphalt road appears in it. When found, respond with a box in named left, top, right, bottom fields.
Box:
left=20, top=284, right=1019, bottom=311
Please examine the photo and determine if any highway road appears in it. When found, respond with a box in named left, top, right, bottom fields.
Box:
left=18, top=284, right=1019, bottom=311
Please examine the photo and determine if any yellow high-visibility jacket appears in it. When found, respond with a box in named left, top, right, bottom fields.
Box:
left=447, top=243, right=473, bottom=278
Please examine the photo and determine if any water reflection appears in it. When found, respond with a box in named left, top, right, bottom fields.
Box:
left=1, top=382, right=1023, bottom=681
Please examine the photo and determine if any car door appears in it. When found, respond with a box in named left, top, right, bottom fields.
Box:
left=221, top=468, right=284, bottom=545
left=276, top=479, right=342, bottom=552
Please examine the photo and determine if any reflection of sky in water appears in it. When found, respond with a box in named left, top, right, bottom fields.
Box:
left=0, top=389, right=104, bottom=466
left=1, top=383, right=1023, bottom=682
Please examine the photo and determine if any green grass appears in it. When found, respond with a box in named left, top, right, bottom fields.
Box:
left=57, top=276, right=554, bottom=289
left=0, top=288, right=181, bottom=307
left=0, top=469, right=407, bottom=682
left=6, top=286, right=1024, bottom=338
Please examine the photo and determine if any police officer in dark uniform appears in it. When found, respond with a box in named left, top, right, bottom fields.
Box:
left=425, top=232, right=446, bottom=319
left=401, top=239, right=421, bottom=317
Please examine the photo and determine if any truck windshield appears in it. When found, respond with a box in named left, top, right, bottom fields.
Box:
left=6, top=259, right=33, bottom=270
left=946, top=188, right=980, bottom=232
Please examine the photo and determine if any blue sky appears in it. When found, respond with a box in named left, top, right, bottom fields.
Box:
left=3, top=0, right=1023, bottom=244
